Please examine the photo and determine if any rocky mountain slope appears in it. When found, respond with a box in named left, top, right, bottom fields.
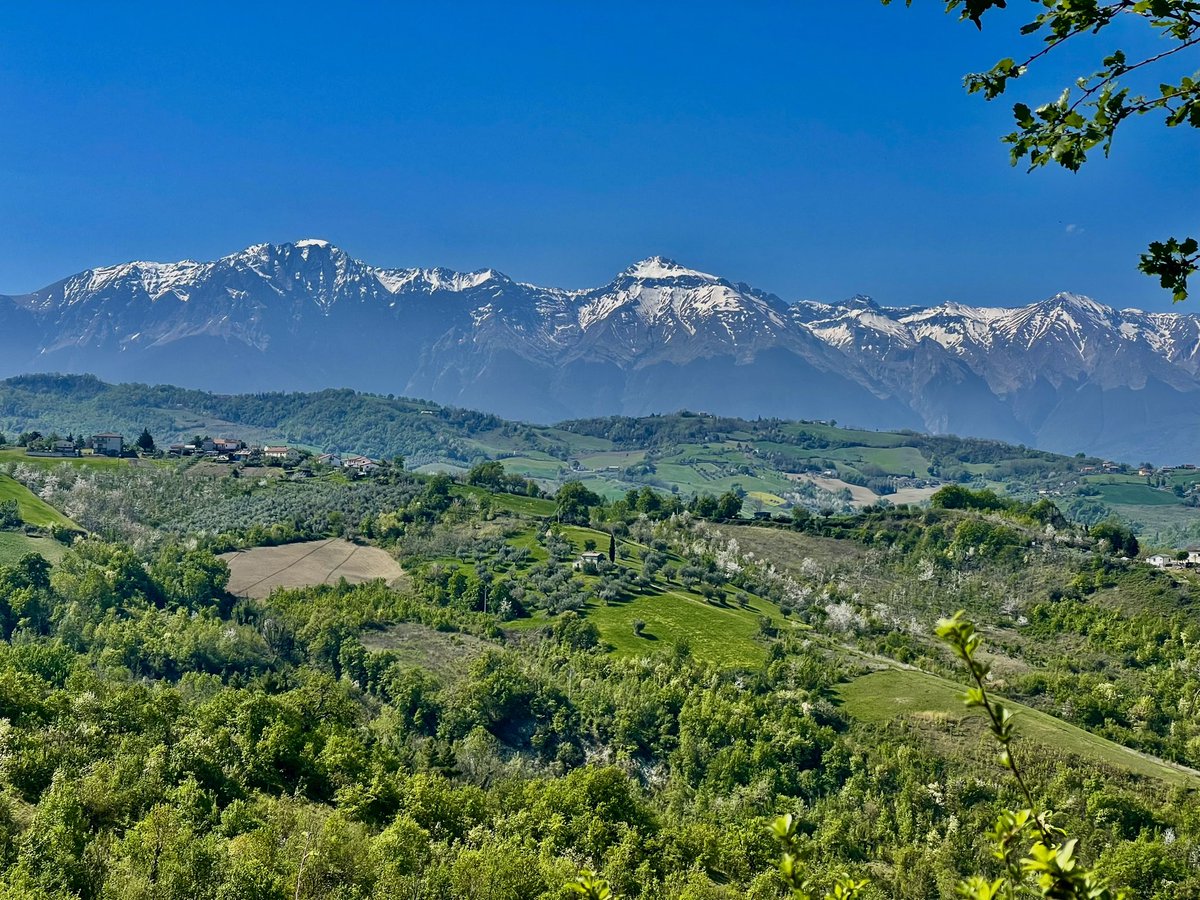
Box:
left=3, top=239, right=1199, bottom=461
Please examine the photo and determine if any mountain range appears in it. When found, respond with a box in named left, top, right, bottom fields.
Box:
left=3, top=239, right=1199, bottom=462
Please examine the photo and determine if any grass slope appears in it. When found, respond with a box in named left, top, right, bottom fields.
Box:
left=1095, top=483, right=1183, bottom=506
left=586, top=588, right=788, bottom=668
left=0, top=474, right=78, bottom=529
left=361, top=623, right=491, bottom=682
left=0, top=531, right=67, bottom=567
left=453, top=484, right=557, bottom=517
left=838, top=667, right=1200, bottom=787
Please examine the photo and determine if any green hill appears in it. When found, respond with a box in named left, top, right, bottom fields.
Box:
left=0, top=473, right=77, bottom=530
left=838, top=667, right=1200, bottom=788
left=1, top=373, right=1155, bottom=526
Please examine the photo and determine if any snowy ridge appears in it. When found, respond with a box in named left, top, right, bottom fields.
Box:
left=621, top=256, right=720, bottom=283
left=7, top=239, right=1200, bottom=459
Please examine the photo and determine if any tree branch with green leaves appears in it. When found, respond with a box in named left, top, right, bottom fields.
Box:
left=936, top=611, right=1127, bottom=899
left=885, top=0, right=1200, bottom=300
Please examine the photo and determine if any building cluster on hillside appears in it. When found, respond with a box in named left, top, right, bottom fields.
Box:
left=316, top=453, right=380, bottom=476
left=166, top=439, right=364, bottom=467
left=18, top=427, right=387, bottom=478
left=25, top=432, right=127, bottom=458
left=1146, top=550, right=1200, bottom=569
left=165, top=438, right=384, bottom=476
left=168, top=437, right=249, bottom=460
left=1078, top=461, right=1125, bottom=475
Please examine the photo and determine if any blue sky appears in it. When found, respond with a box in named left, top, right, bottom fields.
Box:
left=1, top=2, right=1196, bottom=309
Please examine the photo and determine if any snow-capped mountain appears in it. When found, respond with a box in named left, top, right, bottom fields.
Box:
left=3, top=239, right=1200, bottom=461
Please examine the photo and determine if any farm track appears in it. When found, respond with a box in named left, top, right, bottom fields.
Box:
left=326, top=542, right=371, bottom=581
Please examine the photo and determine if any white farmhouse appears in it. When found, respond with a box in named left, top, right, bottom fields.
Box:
left=92, top=433, right=124, bottom=456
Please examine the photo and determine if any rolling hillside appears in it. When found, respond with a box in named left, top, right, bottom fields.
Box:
left=5, top=373, right=1199, bottom=540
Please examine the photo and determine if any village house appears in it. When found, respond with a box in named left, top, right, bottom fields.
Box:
left=573, top=550, right=607, bottom=571
left=1147, top=554, right=1172, bottom=568
left=316, top=453, right=343, bottom=468
left=92, top=433, right=124, bottom=456
left=263, top=446, right=299, bottom=463
left=342, top=455, right=379, bottom=475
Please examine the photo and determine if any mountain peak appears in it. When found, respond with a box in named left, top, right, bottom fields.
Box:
left=1041, top=291, right=1111, bottom=315
left=841, top=294, right=880, bottom=312
left=622, top=256, right=719, bottom=283
left=232, top=239, right=346, bottom=261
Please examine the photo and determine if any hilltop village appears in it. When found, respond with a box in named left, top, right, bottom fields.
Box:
left=10, top=430, right=384, bottom=477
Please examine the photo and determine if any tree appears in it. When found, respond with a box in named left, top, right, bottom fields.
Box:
left=13, top=771, right=93, bottom=896
left=889, top=0, right=1200, bottom=299
left=150, top=543, right=231, bottom=611
left=715, top=490, right=744, bottom=520
left=466, top=460, right=508, bottom=490
left=555, top=481, right=601, bottom=524
left=1090, top=520, right=1140, bottom=557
